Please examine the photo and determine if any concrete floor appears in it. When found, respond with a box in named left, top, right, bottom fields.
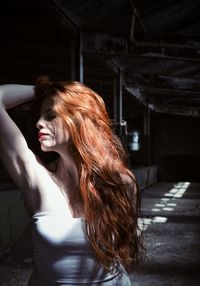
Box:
left=0, top=182, right=200, bottom=285
left=130, top=182, right=200, bottom=286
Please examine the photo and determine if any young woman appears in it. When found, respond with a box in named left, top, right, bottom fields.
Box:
left=0, top=76, right=143, bottom=285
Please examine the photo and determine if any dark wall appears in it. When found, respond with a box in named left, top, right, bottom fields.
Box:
left=154, top=114, right=200, bottom=182
left=0, top=0, right=72, bottom=84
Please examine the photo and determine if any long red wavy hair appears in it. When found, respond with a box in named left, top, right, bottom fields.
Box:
left=35, top=76, right=144, bottom=272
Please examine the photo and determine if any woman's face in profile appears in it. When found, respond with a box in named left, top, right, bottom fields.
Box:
left=36, top=97, right=69, bottom=152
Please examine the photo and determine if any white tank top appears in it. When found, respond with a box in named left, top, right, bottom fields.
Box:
left=32, top=211, right=120, bottom=284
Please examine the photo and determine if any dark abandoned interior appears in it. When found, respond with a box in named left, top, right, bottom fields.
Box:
left=0, top=0, right=200, bottom=285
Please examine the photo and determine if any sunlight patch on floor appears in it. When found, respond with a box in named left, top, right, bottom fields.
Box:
left=139, top=182, right=190, bottom=231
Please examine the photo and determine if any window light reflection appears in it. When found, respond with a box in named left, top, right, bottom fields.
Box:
left=167, top=203, right=177, bottom=207
left=141, top=182, right=191, bottom=232
left=152, top=216, right=167, bottom=223
left=162, top=207, right=174, bottom=211
left=155, top=204, right=165, bottom=207
left=164, top=193, right=174, bottom=197
left=138, top=216, right=168, bottom=231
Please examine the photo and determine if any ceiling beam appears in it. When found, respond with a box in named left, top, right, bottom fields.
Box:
left=154, top=104, right=200, bottom=117
left=83, top=32, right=200, bottom=63
left=144, top=87, right=200, bottom=98
left=124, top=86, right=147, bottom=106
left=126, top=74, right=200, bottom=92
left=128, top=0, right=147, bottom=37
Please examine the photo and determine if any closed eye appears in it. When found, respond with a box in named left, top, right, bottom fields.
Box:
left=46, top=109, right=57, bottom=121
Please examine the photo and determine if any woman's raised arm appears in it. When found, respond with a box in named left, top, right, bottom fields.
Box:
left=0, top=84, right=34, bottom=109
left=0, top=84, right=37, bottom=190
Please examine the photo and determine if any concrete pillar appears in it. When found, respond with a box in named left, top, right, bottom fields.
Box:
left=70, top=40, right=76, bottom=81
left=114, top=67, right=123, bottom=126
left=143, top=106, right=151, bottom=166
left=78, top=31, right=84, bottom=83
left=113, top=68, right=127, bottom=147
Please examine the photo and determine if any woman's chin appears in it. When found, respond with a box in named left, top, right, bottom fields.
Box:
left=40, top=144, right=54, bottom=152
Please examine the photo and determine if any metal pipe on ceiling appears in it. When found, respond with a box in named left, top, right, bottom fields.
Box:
left=83, top=50, right=200, bottom=63
left=129, top=0, right=147, bottom=33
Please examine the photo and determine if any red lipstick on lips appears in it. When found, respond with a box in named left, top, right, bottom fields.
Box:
left=38, top=132, right=48, bottom=139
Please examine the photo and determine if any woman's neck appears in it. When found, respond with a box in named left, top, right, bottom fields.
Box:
left=55, top=155, right=83, bottom=218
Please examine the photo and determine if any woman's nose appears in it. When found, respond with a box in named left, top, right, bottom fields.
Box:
left=36, top=117, right=45, bottom=130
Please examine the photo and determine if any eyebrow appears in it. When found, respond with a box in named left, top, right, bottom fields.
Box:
left=40, top=107, right=52, bottom=116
